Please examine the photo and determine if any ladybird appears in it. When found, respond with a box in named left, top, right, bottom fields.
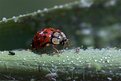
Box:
left=32, top=28, right=68, bottom=53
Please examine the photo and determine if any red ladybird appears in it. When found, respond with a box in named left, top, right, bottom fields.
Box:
left=32, top=28, right=68, bottom=53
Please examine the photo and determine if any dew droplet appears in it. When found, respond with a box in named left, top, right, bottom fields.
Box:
left=51, top=61, right=54, bottom=63
left=59, top=5, right=63, bottom=8
left=76, top=58, right=79, bottom=60
left=42, top=64, right=45, bottom=66
left=30, top=78, right=35, bottom=81
left=37, top=10, right=42, bottom=13
left=79, top=61, right=81, bottom=63
left=62, top=60, right=65, bottom=63
left=100, top=59, right=103, bottom=62
left=1, top=51, right=4, bottom=54
left=94, top=60, right=97, bottom=62
left=106, top=60, right=110, bottom=63
left=104, top=56, right=108, bottom=59
left=105, top=0, right=116, bottom=7
left=2, top=17, right=7, bottom=22
left=19, top=15, right=23, bottom=17
left=12, top=16, right=16, bottom=19
left=23, top=58, right=26, bottom=60
left=71, top=61, right=74, bottom=63
left=64, top=4, right=69, bottom=7
left=80, top=0, right=93, bottom=7
left=119, top=67, right=121, bottom=69
left=54, top=5, right=58, bottom=9
left=66, top=56, right=69, bottom=58
left=107, top=77, right=112, bottom=81
left=81, top=28, right=91, bottom=35
left=22, top=14, right=26, bottom=17
left=12, top=16, right=18, bottom=22
left=67, top=58, right=70, bottom=61
left=43, top=8, right=48, bottom=12
left=102, top=60, right=105, bottom=63
left=31, top=12, right=36, bottom=16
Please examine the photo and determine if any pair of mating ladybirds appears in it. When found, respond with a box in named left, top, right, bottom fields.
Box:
left=32, top=28, right=68, bottom=53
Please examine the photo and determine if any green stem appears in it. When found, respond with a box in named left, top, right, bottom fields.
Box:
left=0, top=48, right=121, bottom=80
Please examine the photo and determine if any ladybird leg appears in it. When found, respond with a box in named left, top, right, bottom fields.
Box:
left=52, top=45, right=59, bottom=53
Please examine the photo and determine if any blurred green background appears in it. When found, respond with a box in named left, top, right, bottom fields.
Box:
left=0, top=0, right=121, bottom=50
left=0, top=0, right=77, bottom=19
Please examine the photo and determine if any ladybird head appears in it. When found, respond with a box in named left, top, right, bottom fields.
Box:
left=51, top=31, right=68, bottom=46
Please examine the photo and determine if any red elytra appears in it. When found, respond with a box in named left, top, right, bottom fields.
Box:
left=32, top=28, right=68, bottom=52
